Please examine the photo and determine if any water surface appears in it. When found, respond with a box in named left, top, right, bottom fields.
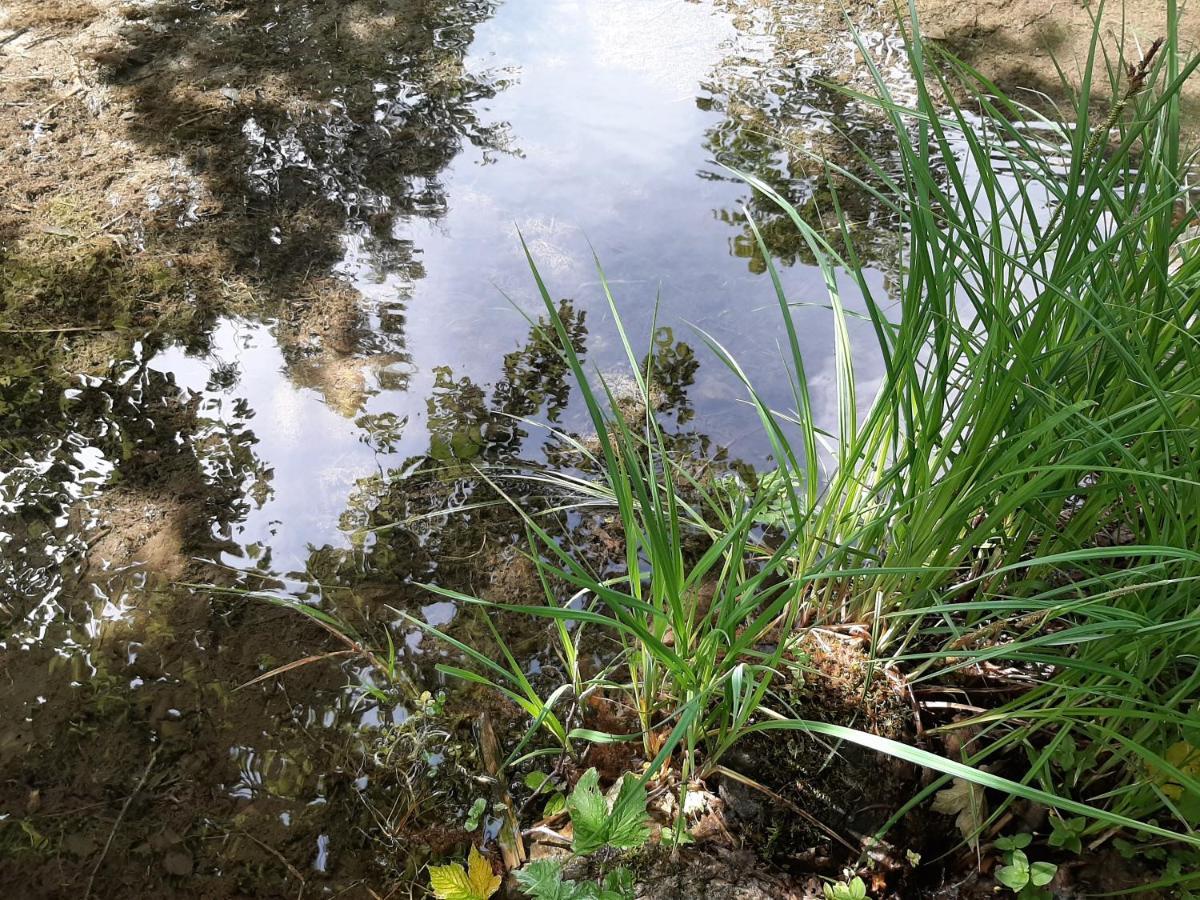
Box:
left=0, top=1, right=905, bottom=893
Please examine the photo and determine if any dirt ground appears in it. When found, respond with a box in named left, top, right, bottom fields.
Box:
left=915, top=0, right=1200, bottom=134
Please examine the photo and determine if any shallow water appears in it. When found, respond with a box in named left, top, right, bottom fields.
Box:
left=0, top=0, right=906, bottom=894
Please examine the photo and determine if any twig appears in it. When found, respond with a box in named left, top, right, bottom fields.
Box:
left=0, top=27, right=29, bottom=47
left=240, top=830, right=307, bottom=888
left=84, top=746, right=160, bottom=899
left=710, top=764, right=860, bottom=855
left=0, top=325, right=111, bottom=334
left=38, top=85, right=84, bottom=119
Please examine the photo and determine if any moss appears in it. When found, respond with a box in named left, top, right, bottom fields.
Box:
left=1, top=235, right=186, bottom=331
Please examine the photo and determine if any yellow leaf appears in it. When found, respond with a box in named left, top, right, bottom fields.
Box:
left=467, top=844, right=502, bottom=898
left=428, top=845, right=500, bottom=900
left=1151, top=741, right=1200, bottom=801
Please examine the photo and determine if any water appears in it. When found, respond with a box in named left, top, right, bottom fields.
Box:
left=0, top=0, right=907, bottom=893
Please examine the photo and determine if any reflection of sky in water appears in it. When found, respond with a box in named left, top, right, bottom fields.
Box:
left=145, top=0, right=891, bottom=575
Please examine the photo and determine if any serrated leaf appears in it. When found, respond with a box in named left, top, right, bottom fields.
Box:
left=515, top=859, right=566, bottom=900
left=515, top=860, right=633, bottom=900
left=429, top=845, right=501, bottom=900
left=1029, top=861, right=1057, bottom=887
left=606, top=775, right=651, bottom=850
left=931, top=777, right=987, bottom=848
left=566, top=769, right=648, bottom=855
left=568, top=768, right=610, bottom=855
left=601, top=867, right=634, bottom=897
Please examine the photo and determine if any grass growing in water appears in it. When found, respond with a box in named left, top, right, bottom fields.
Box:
left=412, top=0, right=1200, bottom=860
left=216, top=1, right=1200, bottom=880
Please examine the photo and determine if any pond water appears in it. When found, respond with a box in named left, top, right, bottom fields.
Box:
left=0, top=0, right=908, bottom=894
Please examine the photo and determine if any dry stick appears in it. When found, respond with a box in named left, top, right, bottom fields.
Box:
left=479, top=713, right=527, bottom=869
left=84, top=746, right=160, bottom=900
left=0, top=27, right=28, bottom=47
left=710, top=764, right=860, bottom=855
left=0, top=325, right=111, bottom=333
left=239, top=830, right=307, bottom=889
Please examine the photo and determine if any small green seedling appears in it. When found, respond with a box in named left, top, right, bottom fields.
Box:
left=823, top=876, right=868, bottom=900
left=994, top=833, right=1057, bottom=899
left=516, top=860, right=634, bottom=900
left=513, top=767, right=651, bottom=900
left=1047, top=816, right=1086, bottom=854
left=465, top=797, right=488, bottom=832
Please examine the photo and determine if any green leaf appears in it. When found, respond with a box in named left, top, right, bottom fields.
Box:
left=567, top=769, right=610, bottom=855
left=543, top=793, right=566, bottom=817
left=515, top=859, right=566, bottom=900
left=995, top=833, right=1031, bottom=851
left=566, top=769, right=650, bottom=855
left=1048, top=816, right=1085, bottom=853
left=661, top=822, right=695, bottom=846
left=429, top=845, right=501, bottom=900
left=465, top=797, right=488, bottom=832
left=525, top=772, right=551, bottom=791
left=995, top=850, right=1030, bottom=891
left=1029, top=861, right=1057, bottom=888
left=601, top=867, right=634, bottom=898
left=515, top=860, right=634, bottom=900
left=822, top=879, right=867, bottom=900
left=606, top=775, right=651, bottom=850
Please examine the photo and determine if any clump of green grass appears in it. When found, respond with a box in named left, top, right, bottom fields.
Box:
left=232, top=0, right=1200, bottom=878
left=413, top=0, right=1200, bottom=861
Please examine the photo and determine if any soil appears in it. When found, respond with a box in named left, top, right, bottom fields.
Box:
left=916, top=0, right=1200, bottom=138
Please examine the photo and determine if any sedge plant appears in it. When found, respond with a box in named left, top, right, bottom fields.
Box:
left=245, top=0, right=1200, bottom=862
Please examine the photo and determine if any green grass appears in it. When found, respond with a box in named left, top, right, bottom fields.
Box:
left=228, top=0, right=1200, bottom=874
left=415, top=0, right=1200, bottom=858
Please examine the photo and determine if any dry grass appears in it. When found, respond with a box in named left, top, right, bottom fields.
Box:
left=2, top=0, right=99, bottom=30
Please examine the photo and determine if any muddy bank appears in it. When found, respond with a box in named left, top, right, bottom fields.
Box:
left=916, top=0, right=1200, bottom=135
